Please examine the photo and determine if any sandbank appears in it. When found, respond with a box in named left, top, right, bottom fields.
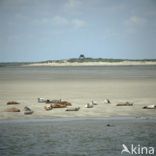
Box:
left=24, top=61, right=156, bottom=67
left=0, top=75, right=156, bottom=120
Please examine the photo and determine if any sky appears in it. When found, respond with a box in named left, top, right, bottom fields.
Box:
left=0, top=0, right=156, bottom=62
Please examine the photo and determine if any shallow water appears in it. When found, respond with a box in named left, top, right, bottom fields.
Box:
left=0, top=65, right=156, bottom=81
left=0, top=118, right=156, bottom=156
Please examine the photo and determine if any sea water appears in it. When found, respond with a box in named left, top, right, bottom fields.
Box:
left=0, top=65, right=156, bottom=81
left=0, top=118, right=156, bottom=156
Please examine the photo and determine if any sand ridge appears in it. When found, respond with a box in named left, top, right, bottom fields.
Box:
left=24, top=61, right=156, bottom=67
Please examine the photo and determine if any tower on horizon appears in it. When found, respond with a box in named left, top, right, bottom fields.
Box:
left=79, top=54, right=85, bottom=59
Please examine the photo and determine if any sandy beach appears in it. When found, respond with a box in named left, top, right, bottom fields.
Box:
left=25, top=61, right=156, bottom=67
left=0, top=65, right=156, bottom=120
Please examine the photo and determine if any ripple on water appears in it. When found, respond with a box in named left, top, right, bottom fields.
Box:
left=0, top=119, right=156, bottom=156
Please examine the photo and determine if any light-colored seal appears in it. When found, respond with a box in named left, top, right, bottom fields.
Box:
left=85, top=103, right=93, bottom=108
left=143, top=105, right=156, bottom=109
left=66, top=107, right=80, bottom=111
left=92, top=100, right=97, bottom=105
left=104, top=99, right=111, bottom=104
left=44, top=104, right=53, bottom=111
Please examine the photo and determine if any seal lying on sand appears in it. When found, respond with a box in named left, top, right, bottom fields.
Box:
left=46, top=99, right=61, bottom=104
left=24, top=106, right=34, bottom=115
left=143, top=105, right=156, bottom=109
left=7, top=101, right=20, bottom=105
left=116, top=102, right=133, bottom=106
left=38, top=98, right=61, bottom=103
left=44, top=104, right=53, bottom=111
left=52, top=101, right=72, bottom=108
left=24, top=106, right=31, bottom=111
left=24, top=110, right=34, bottom=115
left=104, top=99, right=111, bottom=104
left=66, top=107, right=80, bottom=111
left=4, top=107, right=20, bottom=112
left=38, top=98, right=47, bottom=103
left=85, top=103, right=93, bottom=108
left=92, top=100, right=98, bottom=105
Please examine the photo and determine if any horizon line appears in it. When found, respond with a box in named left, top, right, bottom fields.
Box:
left=0, top=57, right=156, bottom=63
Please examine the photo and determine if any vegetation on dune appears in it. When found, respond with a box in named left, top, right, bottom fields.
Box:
left=134, top=59, right=156, bottom=62
left=67, top=58, right=125, bottom=63
left=0, top=58, right=156, bottom=67
left=41, top=58, right=156, bottom=63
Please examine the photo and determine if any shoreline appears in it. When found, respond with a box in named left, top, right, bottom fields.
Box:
left=0, top=116, right=156, bottom=122
left=23, top=61, right=156, bottom=67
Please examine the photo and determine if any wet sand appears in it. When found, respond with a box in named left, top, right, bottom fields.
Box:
left=0, top=66, right=156, bottom=120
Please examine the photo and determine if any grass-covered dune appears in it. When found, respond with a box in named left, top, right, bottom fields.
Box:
left=41, top=58, right=156, bottom=63
left=67, top=58, right=124, bottom=63
left=1, top=58, right=156, bottom=67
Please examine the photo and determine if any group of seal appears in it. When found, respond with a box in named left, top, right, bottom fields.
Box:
left=85, top=99, right=111, bottom=108
left=3, top=98, right=155, bottom=116
left=85, top=100, right=98, bottom=108
left=3, top=101, right=33, bottom=115
left=41, top=99, right=73, bottom=111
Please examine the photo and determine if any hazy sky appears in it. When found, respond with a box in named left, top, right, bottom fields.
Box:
left=0, top=0, right=156, bottom=62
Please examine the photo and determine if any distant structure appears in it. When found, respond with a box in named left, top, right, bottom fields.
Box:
left=79, top=54, right=85, bottom=59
